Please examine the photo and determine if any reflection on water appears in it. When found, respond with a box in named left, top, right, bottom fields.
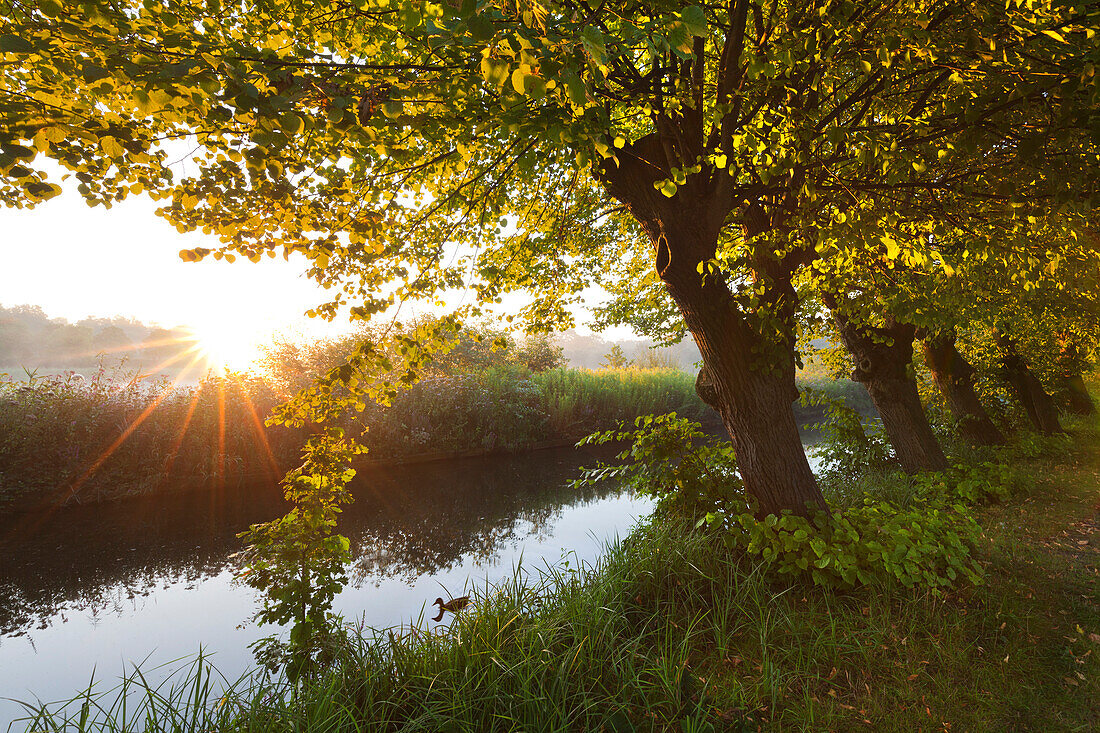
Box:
left=0, top=444, right=651, bottom=726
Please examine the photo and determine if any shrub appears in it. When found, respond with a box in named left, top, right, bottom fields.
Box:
left=575, top=413, right=744, bottom=516
left=580, top=413, right=987, bottom=592
left=714, top=502, right=984, bottom=591
left=801, top=388, right=893, bottom=489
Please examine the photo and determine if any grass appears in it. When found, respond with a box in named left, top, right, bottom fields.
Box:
left=0, top=364, right=871, bottom=507
left=0, top=368, right=297, bottom=507
left=15, top=416, right=1100, bottom=731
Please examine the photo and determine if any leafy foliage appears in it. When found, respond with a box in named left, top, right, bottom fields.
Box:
left=715, top=501, right=984, bottom=591
left=236, top=428, right=359, bottom=680
left=576, top=413, right=744, bottom=516
left=801, top=387, right=893, bottom=489
left=599, top=344, right=630, bottom=369
left=579, top=414, right=993, bottom=591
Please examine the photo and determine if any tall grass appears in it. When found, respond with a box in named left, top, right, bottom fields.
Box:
left=0, top=368, right=298, bottom=506
left=532, top=367, right=713, bottom=435
left=0, top=364, right=871, bottom=507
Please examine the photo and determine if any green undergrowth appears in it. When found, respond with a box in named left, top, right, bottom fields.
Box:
left=17, top=417, right=1100, bottom=731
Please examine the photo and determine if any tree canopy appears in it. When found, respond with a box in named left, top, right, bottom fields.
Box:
left=3, top=0, right=1099, bottom=514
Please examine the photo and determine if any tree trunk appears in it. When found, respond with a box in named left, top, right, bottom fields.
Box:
left=1057, top=336, right=1095, bottom=416
left=1062, top=372, right=1096, bottom=416
left=922, top=331, right=1006, bottom=446
left=669, top=269, right=824, bottom=516
left=999, top=333, right=1064, bottom=434
left=826, top=304, right=948, bottom=473
left=597, top=133, right=826, bottom=517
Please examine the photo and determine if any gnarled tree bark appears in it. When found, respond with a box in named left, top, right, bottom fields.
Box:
left=598, top=134, right=825, bottom=517
left=999, top=333, right=1064, bottom=434
left=1057, top=336, right=1095, bottom=416
left=921, top=330, right=1006, bottom=446
left=825, top=301, right=948, bottom=473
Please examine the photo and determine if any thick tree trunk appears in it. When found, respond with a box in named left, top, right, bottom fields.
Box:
left=922, top=331, right=1006, bottom=446
left=999, top=334, right=1064, bottom=434
left=598, top=134, right=826, bottom=517
left=826, top=304, right=948, bottom=473
left=668, top=270, right=824, bottom=516
left=1057, top=337, right=1095, bottom=416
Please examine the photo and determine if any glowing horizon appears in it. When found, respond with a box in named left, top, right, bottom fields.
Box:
left=0, top=189, right=351, bottom=357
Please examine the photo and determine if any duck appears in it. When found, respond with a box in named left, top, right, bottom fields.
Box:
left=432, top=595, right=470, bottom=622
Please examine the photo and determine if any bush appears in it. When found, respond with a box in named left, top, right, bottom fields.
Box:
left=716, top=502, right=984, bottom=591
left=576, top=413, right=744, bottom=516
left=580, top=413, right=989, bottom=592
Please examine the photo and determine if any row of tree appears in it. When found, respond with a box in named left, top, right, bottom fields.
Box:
left=2, top=0, right=1098, bottom=525
left=0, top=304, right=196, bottom=370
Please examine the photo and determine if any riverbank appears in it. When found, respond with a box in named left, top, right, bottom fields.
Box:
left=17, top=416, right=1100, bottom=730
left=0, top=367, right=871, bottom=510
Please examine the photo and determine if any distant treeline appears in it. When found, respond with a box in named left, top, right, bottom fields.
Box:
left=0, top=304, right=195, bottom=371
left=0, top=302, right=704, bottom=374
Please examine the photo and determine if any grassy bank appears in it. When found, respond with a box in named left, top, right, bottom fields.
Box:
left=17, top=417, right=1100, bottom=731
left=0, top=369, right=298, bottom=508
left=0, top=365, right=870, bottom=507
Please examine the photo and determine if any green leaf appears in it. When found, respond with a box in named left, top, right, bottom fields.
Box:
left=0, top=34, right=33, bottom=53
left=581, top=26, right=606, bottom=63
left=680, top=6, right=707, bottom=38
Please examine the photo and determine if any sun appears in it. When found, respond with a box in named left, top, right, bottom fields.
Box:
left=189, top=320, right=266, bottom=373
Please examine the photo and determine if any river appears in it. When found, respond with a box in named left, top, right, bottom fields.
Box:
left=0, top=435, right=822, bottom=728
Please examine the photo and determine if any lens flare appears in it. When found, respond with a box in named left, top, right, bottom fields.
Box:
left=189, top=321, right=265, bottom=373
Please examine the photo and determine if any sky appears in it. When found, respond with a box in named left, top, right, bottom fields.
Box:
left=0, top=187, right=634, bottom=368
left=0, top=190, right=360, bottom=365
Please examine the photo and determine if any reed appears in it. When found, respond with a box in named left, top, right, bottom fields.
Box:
left=0, top=364, right=869, bottom=507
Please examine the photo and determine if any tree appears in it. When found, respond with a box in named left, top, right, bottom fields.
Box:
left=91, top=325, right=134, bottom=358
left=600, top=344, right=629, bottom=369
left=920, top=329, right=1006, bottom=447
left=3, top=1, right=1098, bottom=517
left=516, top=333, right=564, bottom=372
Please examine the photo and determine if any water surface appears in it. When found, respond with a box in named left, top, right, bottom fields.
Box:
left=0, top=430, right=823, bottom=728
left=0, top=445, right=650, bottom=727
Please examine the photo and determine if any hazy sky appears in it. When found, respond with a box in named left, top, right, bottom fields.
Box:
left=1, top=191, right=347, bottom=341
left=0, top=182, right=631, bottom=367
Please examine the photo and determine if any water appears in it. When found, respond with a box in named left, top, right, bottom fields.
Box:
left=0, top=433, right=823, bottom=728
left=0, top=444, right=651, bottom=727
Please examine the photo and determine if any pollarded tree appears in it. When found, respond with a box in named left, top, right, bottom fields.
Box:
left=938, top=220, right=1100, bottom=433
left=3, top=1, right=1099, bottom=515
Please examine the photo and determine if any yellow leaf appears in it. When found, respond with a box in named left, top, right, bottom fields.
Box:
left=100, top=135, right=123, bottom=158
left=882, top=235, right=900, bottom=260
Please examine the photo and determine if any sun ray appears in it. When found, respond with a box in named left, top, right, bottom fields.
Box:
left=239, top=391, right=284, bottom=480
left=63, top=347, right=207, bottom=502
left=216, top=376, right=226, bottom=489
left=153, top=382, right=204, bottom=493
